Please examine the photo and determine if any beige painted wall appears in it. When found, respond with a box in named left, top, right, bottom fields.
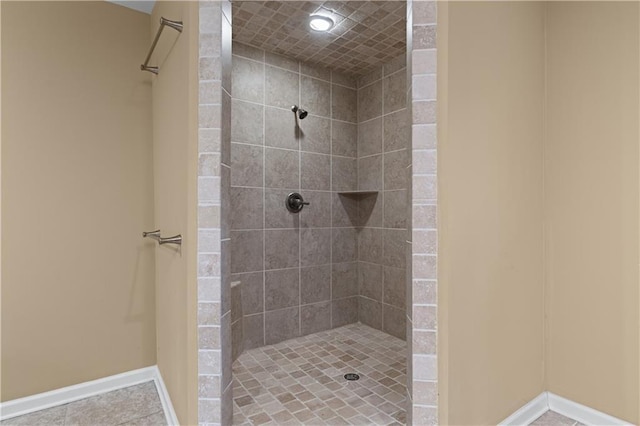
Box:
left=439, top=2, right=545, bottom=424
left=150, top=2, right=199, bottom=424
left=545, top=3, right=639, bottom=422
left=1, top=2, right=155, bottom=401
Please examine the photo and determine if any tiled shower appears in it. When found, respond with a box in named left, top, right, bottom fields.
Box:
left=222, top=1, right=423, bottom=424
left=197, top=0, right=436, bottom=422
left=229, top=42, right=410, bottom=355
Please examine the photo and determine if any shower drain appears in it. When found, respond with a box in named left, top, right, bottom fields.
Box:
left=344, top=373, right=360, bottom=381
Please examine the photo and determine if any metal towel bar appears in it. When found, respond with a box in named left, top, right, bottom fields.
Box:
left=143, top=229, right=182, bottom=246
left=140, top=17, right=184, bottom=74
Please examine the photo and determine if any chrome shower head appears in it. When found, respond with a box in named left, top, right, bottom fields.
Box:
left=291, top=105, right=308, bottom=120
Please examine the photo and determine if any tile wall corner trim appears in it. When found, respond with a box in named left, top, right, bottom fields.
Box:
left=0, top=366, right=178, bottom=426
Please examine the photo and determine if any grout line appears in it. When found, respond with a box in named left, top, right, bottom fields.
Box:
left=381, top=68, right=387, bottom=332
left=230, top=141, right=355, bottom=159
left=298, top=60, right=302, bottom=338
left=358, top=66, right=407, bottom=91
left=232, top=97, right=356, bottom=124
left=232, top=51, right=361, bottom=91
left=329, top=69, right=334, bottom=330
left=262, top=55, right=267, bottom=348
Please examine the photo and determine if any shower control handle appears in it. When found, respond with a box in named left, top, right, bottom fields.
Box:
left=286, top=192, right=309, bottom=213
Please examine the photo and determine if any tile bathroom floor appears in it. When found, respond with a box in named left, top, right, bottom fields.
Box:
left=232, top=323, right=407, bottom=425
left=529, top=411, right=584, bottom=426
left=0, top=381, right=166, bottom=426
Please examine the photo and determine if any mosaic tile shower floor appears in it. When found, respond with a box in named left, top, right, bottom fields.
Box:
left=232, top=323, right=407, bottom=425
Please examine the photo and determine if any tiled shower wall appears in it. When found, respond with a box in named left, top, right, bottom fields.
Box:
left=230, top=42, right=362, bottom=351
left=196, top=1, right=231, bottom=425
left=355, top=55, right=409, bottom=340
left=408, top=0, right=438, bottom=424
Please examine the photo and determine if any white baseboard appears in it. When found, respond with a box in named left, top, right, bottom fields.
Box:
left=152, top=366, right=179, bottom=426
left=499, top=392, right=549, bottom=426
left=499, top=391, right=633, bottom=426
left=548, top=392, right=632, bottom=426
left=0, top=365, right=178, bottom=426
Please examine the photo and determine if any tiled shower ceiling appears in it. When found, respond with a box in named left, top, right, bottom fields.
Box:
left=232, top=1, right=406, bottom=76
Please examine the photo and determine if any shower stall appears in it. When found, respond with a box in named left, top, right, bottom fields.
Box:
left=227, top=2, right=411, bottom=416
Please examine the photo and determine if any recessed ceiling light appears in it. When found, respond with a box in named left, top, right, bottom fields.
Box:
left=309, top=15, right=334, bottom=32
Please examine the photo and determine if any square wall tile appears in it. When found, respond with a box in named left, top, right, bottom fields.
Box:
left=235, top=271, right=263, bottom=315
left=384, top=109, right=409, bottom=152
left=301, top=301, right=331, bottom=335
left=332, top=84, right=358, bottom=123
left=359, top=261, right=382, bottom=301
left=332, top=156, right=357, bottom=191
left=265, top=188, right=300, bottom=229
left=331, top=297, right=358, bottom=327
left=413, top=25, right=437, bottom=50
left=359, top=296, right=382, bottom=330
left=384, top=190, right=408, bottom=229
left=358, top=81, right=383, bottom=122
left=300, top=265, right=331, bottom=304
left=231, top=187, right=263, bottom=230
left=231, top=230, right=263, bottom=273
left=300, top=191, right=331, bottom=228
left=231, top=143, right=263, bottom=187
left=359, top=228, right=383, bottom=264
left=383, top=71, right=407, bottom=114
left=301, top=153, right=331, bottom=191
left=265, top=50, right=298, bottom=72
left=300, top=228, right=331, bottom=266
left=265, top=65, right=299, bottom=109
left=301, top=76, right=331, bottom=118
left=384, top=149, right=410, bottom=190
left=265, top=307, right=300, bottom=345
left=332, top=121, right=358, bottom=157
left=265, top=268, right=300, bottom=311
left=232, top=55, right=264, bottom=103
left=244, top=313, right=264, bottom=350
left=383, top=229, right=406, bottom=268
left=332, top=227, right=358, bottom=263
left=358, top=117, right=383, bottom=158
left=300, top=115, right=331, bottom=155
left=232, top=41, right=263, bottom=61
left=331, top=262, right=358, bottom=299
left=265, top=148, right=299, bottom=189
left=265, top=229, right=299, bottom=270
left=265, top=107, right=299, bottom=150
left=384, top=266, right=406, bottom=309
left=358, top=155, right=383, bottom=191
left=383, top=304, right=406, bottom=339
left=231, top=100, right=263, bottom=145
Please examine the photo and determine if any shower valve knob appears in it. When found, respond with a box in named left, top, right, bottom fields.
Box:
left=286, top=192, right=309, bottom=213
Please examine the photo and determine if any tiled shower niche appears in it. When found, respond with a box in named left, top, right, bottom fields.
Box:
left=230, top=41, right=409, bottom=356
